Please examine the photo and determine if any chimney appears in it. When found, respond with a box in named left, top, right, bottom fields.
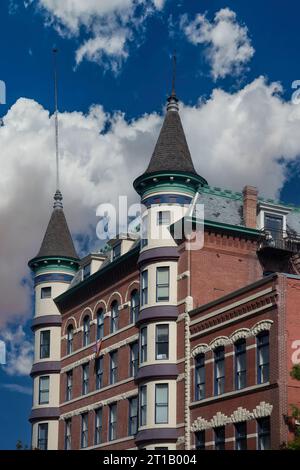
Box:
left=243, top=186, right=258, bottom=229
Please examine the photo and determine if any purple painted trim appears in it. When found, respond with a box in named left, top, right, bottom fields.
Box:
left=135, top=428, right=179, bottom=444
left=31, top=315, right=62, bottom=331
left=30, top=361, right=61, bottom=377
left=29, top=407, right=60, bottom=423
left=136, top=363, right=179, bottom=382
left=138, top=247, right=179, bottom=268
left=137, top=305, right=178, bottom=325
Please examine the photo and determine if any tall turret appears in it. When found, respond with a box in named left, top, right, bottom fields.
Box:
left=28, top=191, right=79, bottom=450
left=133, top=77, right=207, bottom=449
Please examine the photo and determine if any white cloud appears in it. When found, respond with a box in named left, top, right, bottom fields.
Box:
left=1, top=77, right=300, bottom=329
left=34, top=0, right=165, bottom=72
left=1, top=383, right=32, bottom=395
left=181, top=8, right=254, bottom=80
left=1, top=326, right=34, bottom=376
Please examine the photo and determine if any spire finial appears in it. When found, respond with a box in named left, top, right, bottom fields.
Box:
left=53, top=47, right=63, bottom=209
left=167, top=50, right=179, bottom=112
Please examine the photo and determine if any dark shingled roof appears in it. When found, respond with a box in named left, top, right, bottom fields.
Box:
left=36, top=207, right=78, bottom=259
left=145, top=107, right=197, bottom=175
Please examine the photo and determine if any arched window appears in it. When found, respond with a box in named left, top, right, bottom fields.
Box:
left=67, top=325, right=74, bottom=355
left=97, top=309, right=104, bottom=341
left=111, top=301, right=119, bottom=333
left=130, top=290, right=139, bottom=324
left=214, top=346, right=225, bottom=396
left=83, top=316, right=90, bottom=347
left=235, top=339, right=247, bottom=390
left=195, top=354, right=205, bottom=401
left=257, top=331, right=269, bottom=384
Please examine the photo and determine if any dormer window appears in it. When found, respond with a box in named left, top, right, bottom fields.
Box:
left=112, top=243, right=121, bottom=260
left=264, top=213, right=283, bottom=241
left=83, top=263, right=91, bottom=280
left=257, top=201, right=291, bottom=242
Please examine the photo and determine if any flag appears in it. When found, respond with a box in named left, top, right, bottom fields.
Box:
left=94, top=339, right=103, bottom=359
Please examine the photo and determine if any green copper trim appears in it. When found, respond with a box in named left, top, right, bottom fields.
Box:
left=133, top=170, right=207, bottom=197
left=28, top=255, right=80, bottom=273
left=141, top=182, right=196, bottom=198
left=34, top=265, right=78, bottom=275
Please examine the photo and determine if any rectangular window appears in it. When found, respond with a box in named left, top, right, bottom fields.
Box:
left=257, top=417, right=270, bottom=450
left=235, top=422, right=247, bottom=450
left=130, top=292, right=139, bottom=324
left=82, top=363, right=89, bottom=395
left=140, top=327, right=147, bottom=363
left=141, top=270, right=148, bottom=306
left=140, top=386, right=147, bottom=426
left=155, top=384, right=168, bottom=424
left=157, top=211, right=171, bottom=225
left=113, top=243, right=121, bottom=260
left=41, top=287, right=51, bottom=299
left=141, top=215, right=148, bottom=248
left=129, top=396, right=138, bottom=436
left=156, top=267, right=170, bottom=302
left=37, top=423, right=48, bottom=450
left=214, top=347, right=225, bottom=396
left=130, top=342, right=139, bottom=377
left=39, top=376, right=49, bottom=405
left=65, top=419, right=72, bottom=450
left=66, top=370, right=73, bottom=401
left=95, top=357, right=103, bottom=390
left=81, top=413, right=88, bottom=449
left=40, top=330, right=50, bottom=359
left=195, top=431, right=205, bottom=450
left=83, top=263, right=91, bottom=280
left=257, top=332, right=270, bottom=384
left=235, top=340, right=247, bottom=390
left=109, top=404, right=117, bottom=441
left=110, top=351, right=118, bottom=385
left=195, top=355, right=205, bottom=401
left=97, top=311, right=104, bottom=341
left=264, top=213, right=283, bottom=240
left=214, top=426, right=225, bottom=450
left=94, top=408, right=103, bottom=446
left=155, top=324, right=169, bottom=360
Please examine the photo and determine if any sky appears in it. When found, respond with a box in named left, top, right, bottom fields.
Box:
left=1, top=0, right=300, bottom=449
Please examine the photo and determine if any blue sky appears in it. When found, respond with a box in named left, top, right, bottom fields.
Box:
left=1, top=0, right=300, bottom=449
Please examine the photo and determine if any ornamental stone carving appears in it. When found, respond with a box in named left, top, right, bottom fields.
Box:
left=230, top=329, right=251, bottom=343
left=191, top=344, right=209, bottom=357
left=251, top=320, right=273, bottom=337
left=209, top=336, right=231, bottom=350
left=191, top=417, right=210, bottom=432
left=252, top=402, right=273, bottom=418
left=231, top=407, right=252, bottom=423
left=210, top=412, right=231, bottom=428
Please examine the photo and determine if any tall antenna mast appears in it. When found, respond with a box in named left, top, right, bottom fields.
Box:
left=167, top=50, right=179, bottom=112
left=53, top=48, right=63, bottom=209
left=171, top=50, right=177, bottom=97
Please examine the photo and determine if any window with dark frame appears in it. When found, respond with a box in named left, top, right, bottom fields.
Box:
left=39, top=376, right=49, bottom=405
left=95, top=356, right=103, bottom=390
left=195, top=430, right=205, bottom=450
left=83, top=316, right=90, bottom=347
left=38, top=423, right=48, bottom=450
left=157, top=211, right=171, bottom=226
left=214, top=347, right=225, bottom=396
left=83, top=263, right=91, bottom=280
left=235, top=422, right=247, bottom=450
left=112, top=243, right=121, bottom=260
left=40, top=330, right=50, bottom=359
left=140, top=327, right=147, bottom=363
left=82, top=363, right=89, bottom=395
left=109, top=403, right=117, bottom=441
left=96, top=309, right=104, bottom=341
left=67, top=325, right=73, bottom=355
left=110, top=301, right=119, bottom=333
left=155, top=324, right=169, bottom=360
left=235, top=339, right=247, bottom=390
left=141, top=270, right=148, bottom=306
left=214, top=426, right=225, bottom=450
left=94, top=408, right=103, bottom=446
left=41, top=286, right=51, bottom=299
left=141, top=215, right=148, bottom=248
left=64, top=419, right=72, bottom=450
left=129, top=396, right=138, bottom=436
left=195, top=354, right=205, bottom=401
left=66, top=370, right=73, bottom=401
left=81, top=413, right=88, bottom=449
left=139, top=385, right=147, bottom=426
left=257, top=417, right=270, bottom=450
left=264, top=213, right=283, bottom=241
left=110, top=351, right=118, bottom=385
left=155, top=384, right=168, bottom=424
left=130, top=342, right=139, bottom=377
left=257, top=331, right=270, bottom=384
left=156, top=267, right=170, bottom=302
left=130, top=290, right=140, bottom=324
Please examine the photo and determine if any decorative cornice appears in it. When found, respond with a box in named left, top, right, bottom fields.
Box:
left=137, top=305, right=178, bottom=325
left=190, top=401, right=273, bottom=431
left=29, top=407, right=60, bottom=423
left=30, top=361, right=61, bottom=377
left=135, top=427, right=179, bottom=444
left=31, top=315, right=62, bottom=331
left=138, top=247, right=180, bottom=269
left=135, top=363, right=179, bottom=383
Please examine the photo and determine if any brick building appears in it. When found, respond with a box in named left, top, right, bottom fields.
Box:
left=28, top=89, right=300, bottom=450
